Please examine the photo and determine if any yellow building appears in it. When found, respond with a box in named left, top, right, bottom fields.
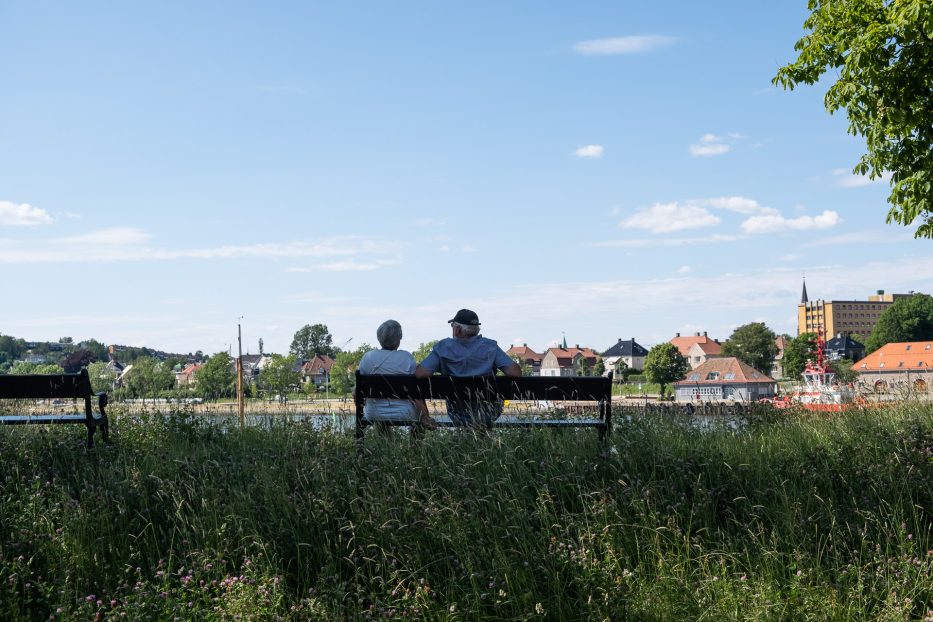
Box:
left=797, top=282, right=911, bottom=337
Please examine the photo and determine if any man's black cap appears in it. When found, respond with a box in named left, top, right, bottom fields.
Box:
left=448, top=309, right=480, bottom=326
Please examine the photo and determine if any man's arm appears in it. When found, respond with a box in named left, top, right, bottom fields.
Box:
left=416, top=348, right=440, bottom=378
left=503, top=362, right=522, bottom=378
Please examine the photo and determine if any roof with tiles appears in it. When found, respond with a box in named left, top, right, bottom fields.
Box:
left=670, top=332, right=720, bottom=357
left=602, top=338, right=649, bottom=358
left=826, top=333, right=865, bottom=351
left=852, top=341, right=933, bottom=372
left=690, top=340, right=722, bottom=356
left=302, top=354, right=336, bottom=374
left=177, top=363, right=203, bottom=379
left=506, top=345, right=544, bottom=363
left=545, top=346, right=599, bottom=367
left=674, top=357, right=775, bottom=385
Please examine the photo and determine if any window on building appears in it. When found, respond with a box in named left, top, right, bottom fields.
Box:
left=706, top=372, right=720, bottom=380
left=688, top=373, right=699, bottom=381
left=724, top=372, right=735, bottom=380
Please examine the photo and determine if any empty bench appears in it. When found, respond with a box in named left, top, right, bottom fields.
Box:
left=0, top=369, right=110, bottom=447
left=354, top=371, right=612, bottom=440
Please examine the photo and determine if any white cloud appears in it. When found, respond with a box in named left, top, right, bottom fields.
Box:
left=701, top=196, right=777, bottom=215
left=0, top=201, right=54, bottom=226
left=688, top=133, right=732, bottom=157
left=778, top=254, right=803, bottom=262
left=574, top=144, right=604, bottom=158
left=740, top=210, right=842, bottom=234
left=833, top=168, right=892, bottom=188
left=619, top=203, right=720, bottom=233
left=677, top=265, right=693, bottom=274
left=572, top=35, right=676, bottom=55
left=0, top=230, right=402, bottom=264
left=590, top=233, right=741, bottom=248
left=285, top=259, right=400, bottom=273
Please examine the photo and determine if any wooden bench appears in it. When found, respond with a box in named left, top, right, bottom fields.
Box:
left=354, top=371, right=612, bottom=440
left=0, top=369, right=110, bottom=447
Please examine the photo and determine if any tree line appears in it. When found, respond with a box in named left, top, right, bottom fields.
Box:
left=5, top=294, right=933, bottom=399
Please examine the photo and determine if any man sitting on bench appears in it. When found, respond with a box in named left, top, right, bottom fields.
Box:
left=415, top=308, right=521, bottom=428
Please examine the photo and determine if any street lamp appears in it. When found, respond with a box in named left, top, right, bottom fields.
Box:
left=236, top=316, right=244, bottom=429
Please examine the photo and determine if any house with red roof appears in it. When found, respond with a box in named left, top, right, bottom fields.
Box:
left=506, top=344, right=544, bottom=376
left=539, top=346, right=599, bottom=377
left=670, top=332, right=722, bottom=369
left=174, top=363, right=203, bottom=387
left=852, top=341, right=933, bottom=397
left=674, top=357, right=776, bottom=402
left=300, top=354, right=336, bottom=390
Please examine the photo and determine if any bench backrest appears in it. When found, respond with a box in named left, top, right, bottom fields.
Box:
left=354, top=371, right=611, bottom=404
left=0, top=369, right=94, bottom=400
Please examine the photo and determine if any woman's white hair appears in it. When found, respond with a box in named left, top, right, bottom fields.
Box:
left=376, top=319, right=403, bottom=349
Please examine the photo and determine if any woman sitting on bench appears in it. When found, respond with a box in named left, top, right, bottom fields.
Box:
left=358, top=320, right=438, bottom=431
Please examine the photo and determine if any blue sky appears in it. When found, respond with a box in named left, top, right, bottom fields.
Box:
left=2, top=1, right=931, bottom=356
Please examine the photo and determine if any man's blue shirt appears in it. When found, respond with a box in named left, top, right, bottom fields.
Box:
left=420, top=335, right=513, bottom=377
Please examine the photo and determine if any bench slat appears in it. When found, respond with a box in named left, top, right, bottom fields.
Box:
left=1, top=414, right=106, bottom=425
left=363, top=418, right=606, bottom=428
left=355, top=374, right=610, bottom=402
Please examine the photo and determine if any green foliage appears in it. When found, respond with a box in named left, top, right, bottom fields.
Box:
left=0, top=334, right=28, bottom=368
left=195, top=352, right=236, bottom=400
left=593, top=357, right=606, bottom=377
left=643, top=343, right=689, bottom=397
left=289, top=323, right=335, bottom=359
left=124, top=356, right=175, bottom=399
left=80, top=338, right=108, bottom=361
left=86, top=361, right=117, bottom=394
left=412, top=340, right=438, bottom=364
left=8, top=361, right=65, bottom=375
left=775, top=0, right=933, bottom=237
left=782, top=332, right=817, bottom=381
left=259, top=354, right=300, bottom=401
left=866, top=293, right=933, bottom=352
left=830, top=358, right=859, bottom=384
left=574, top=356, right=590, bottom=376
left=328, top=344, right=374, bottom=395
left=510, top=355, right=532, bottom=377
left=721, top=322, right=778, bottom=374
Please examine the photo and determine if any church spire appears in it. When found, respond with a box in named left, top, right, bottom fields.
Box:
left=801, top=277, right=809, bottom=304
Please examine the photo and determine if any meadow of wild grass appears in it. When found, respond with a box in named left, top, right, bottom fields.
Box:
left=1, top=404, right=932, bottom=621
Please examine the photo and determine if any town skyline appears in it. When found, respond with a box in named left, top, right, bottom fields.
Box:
left=3, top=2, right=933, bottom=355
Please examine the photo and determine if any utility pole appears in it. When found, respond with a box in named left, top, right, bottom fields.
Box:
left=237, top=317, right=245, bottom=429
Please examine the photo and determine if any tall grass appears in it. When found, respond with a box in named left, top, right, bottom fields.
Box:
left=1, top=405, right=932, bottom=620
